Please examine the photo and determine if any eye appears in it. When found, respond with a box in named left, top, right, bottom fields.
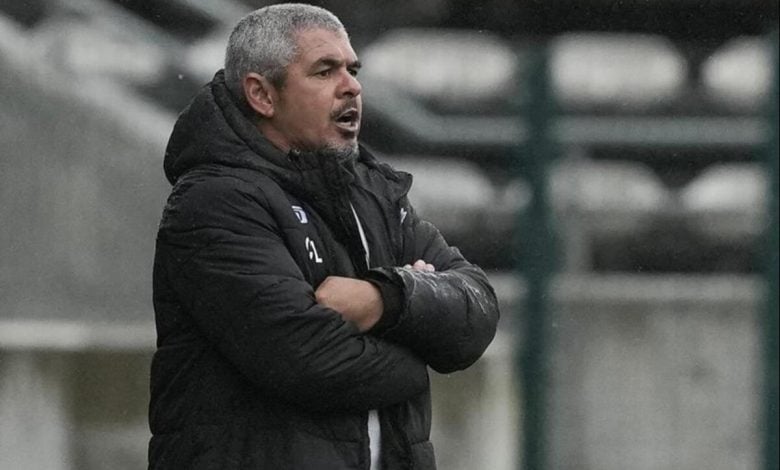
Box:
left=348, top=68, right=359, bottom=77
left=315, top=68, right=331, bottom=77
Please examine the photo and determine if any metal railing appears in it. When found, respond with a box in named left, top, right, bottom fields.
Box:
left=511, top=32, right=779, bottom=470
left=760, top=28, right=779, bottom=470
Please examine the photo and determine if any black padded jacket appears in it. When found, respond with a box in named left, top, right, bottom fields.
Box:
left=148, top=71, right=500, bottom=470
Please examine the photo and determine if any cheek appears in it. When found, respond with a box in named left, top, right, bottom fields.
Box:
left=290, top=109, right=321, bottom=136
left=282, top=91, right=336, bottom=142
left=292, top=98, right=326, bottom=124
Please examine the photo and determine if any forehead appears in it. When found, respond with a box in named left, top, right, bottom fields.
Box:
left=292, top=28, right=357, bottom=64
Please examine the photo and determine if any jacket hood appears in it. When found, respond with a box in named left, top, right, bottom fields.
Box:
left=163, top=70, right=412, bottom=203
left=163, top=70, right=290, bottom=185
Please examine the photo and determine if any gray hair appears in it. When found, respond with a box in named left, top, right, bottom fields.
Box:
left=224, top=3, right=345, bottom=103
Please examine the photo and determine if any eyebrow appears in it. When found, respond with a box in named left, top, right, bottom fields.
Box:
left=312, top=57, right=362, bottom=71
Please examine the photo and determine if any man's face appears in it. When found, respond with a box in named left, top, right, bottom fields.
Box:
left=265, top=28, right=362, bottom=154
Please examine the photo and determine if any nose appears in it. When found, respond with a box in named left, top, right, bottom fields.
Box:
left=339, top=70, right=362, bottom=98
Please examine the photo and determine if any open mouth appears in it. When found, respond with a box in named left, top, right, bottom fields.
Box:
left=334, top=108, right=360, bottom=133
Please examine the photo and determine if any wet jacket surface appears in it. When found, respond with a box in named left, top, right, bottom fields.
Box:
left=148, top=71, right=500, bottom=469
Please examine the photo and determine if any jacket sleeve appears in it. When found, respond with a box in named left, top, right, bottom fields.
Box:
left=365, top=203, right=500, bottom=374
left=155, top=174, right=429, bottom=413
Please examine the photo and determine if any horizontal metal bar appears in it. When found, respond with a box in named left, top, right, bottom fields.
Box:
left=555, top=115, right=769, bottom=147
left=366, top=83, right=769, bottom=149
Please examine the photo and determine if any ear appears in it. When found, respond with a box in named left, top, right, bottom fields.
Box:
left=243, top=72, right=276, bottom=118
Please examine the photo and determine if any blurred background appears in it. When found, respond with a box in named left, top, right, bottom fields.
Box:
left=0, top=0, right=777, bottom=469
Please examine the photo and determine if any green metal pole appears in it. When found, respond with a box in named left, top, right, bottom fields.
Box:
left=515, top=45, right=558, bottom=470
left=762, top=27, right=778, bottom=470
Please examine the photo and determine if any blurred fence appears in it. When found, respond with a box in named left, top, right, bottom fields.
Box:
left=0, top=14, right=165, bottom=469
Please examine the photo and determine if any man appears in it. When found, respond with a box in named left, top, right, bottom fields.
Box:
left=149, top=4, right=499, bottom=469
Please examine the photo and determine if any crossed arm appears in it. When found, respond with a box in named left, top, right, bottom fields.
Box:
left=317, top=203, right=499, bottom=374
left=315, top=259, right=435, bottom=332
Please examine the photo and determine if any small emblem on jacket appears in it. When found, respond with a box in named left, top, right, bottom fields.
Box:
left=292, top=205, right=308, bottom=224
left=305, top=237, right=324, bottom=263
left=400, top=207, right=408, bottom=224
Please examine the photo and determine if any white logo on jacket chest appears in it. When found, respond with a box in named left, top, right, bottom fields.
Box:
left=292, top=205, right=308, bottom=224
left=305, top=237, right=324, bottom=263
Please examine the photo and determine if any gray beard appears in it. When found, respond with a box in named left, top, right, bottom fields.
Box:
left=315, top=143, right=359, bottom=164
